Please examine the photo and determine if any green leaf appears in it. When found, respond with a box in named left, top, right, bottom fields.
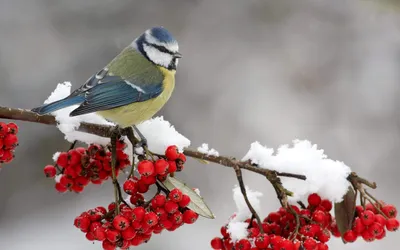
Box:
left=334, top=185, right=356, bottom=243
left=162, top=176, right=215, bottom=219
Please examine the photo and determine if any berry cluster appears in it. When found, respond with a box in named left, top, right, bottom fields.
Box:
left=126, top=145, right=186, bottom=195
left=331, top=202, right=399, bottom=243
left=0, top=122, right=19, bottom=168
left=44, top=139, right=130, bottom=193
left=74, top=146, right=199, bottom=249
left=211, top=193, right=334, bottom=250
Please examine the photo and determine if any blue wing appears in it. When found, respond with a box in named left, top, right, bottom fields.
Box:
left=69, top=75, right=163, bottom=117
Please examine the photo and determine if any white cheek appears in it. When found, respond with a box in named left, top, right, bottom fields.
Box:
left=143, top=44, right=172, bottom=68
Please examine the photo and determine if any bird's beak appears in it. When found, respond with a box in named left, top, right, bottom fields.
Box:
left=174, top=52, right=182, bottom=58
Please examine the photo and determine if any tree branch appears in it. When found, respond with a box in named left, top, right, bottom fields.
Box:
left=0, top=106, right=306, bottom=181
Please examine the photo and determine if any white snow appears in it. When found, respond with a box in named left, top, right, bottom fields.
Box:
left=227, top=186, right=263, bottom=242
left=197, top=143, right=219, bottom=157
left=231, top=186, right=263, bottom=222
left=42, top=82, right=190, bottom=156
left=52, top=152, right=61, bottom=162
left=242, top=139, right=351, bottom=203
left=136, top=116, right=190, bottom=155
left=227, top=222, right=249, bottom=243
left=54, top=174, right=62, bottom=183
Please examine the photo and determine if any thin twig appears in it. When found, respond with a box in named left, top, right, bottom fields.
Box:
left=110, top=131, right=120, bottom=215
left=232, top=164, right=264, bottom=234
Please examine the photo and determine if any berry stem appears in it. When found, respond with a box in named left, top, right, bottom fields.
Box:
left=297, top=201, right=306, bottom=209
left=232, top=164, right=264, bottom=233
left=110, top=130, right=120, bottom=215
left=69, top=140, right=77, bottom=151
left=287, top=205, right=300, bottom=240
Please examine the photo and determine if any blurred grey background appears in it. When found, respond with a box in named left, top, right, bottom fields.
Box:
left=0, top=0, right=400, bottom=249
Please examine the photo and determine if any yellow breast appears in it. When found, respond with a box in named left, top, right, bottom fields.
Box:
left=97, top=67, right=176, bottom=128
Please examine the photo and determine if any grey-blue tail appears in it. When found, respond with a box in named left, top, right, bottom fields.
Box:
left=31, top=96, right=84, bottom=115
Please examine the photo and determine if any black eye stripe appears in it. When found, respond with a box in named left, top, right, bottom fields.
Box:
left=144, top=41, right=174, bottom=55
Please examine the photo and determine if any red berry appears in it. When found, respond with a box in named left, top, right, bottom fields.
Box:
left=3, top=134, right=18, bottom=147
left=376, top=229, right=386, bottom=240
left=75, top=176, right=90, bottom=187
left=386, top=218, right=399, bottom=231
left=93, top=227, right=106, bottom=241
left=312, top=210, right=326, bottom=224
left=7, top=122, right=18, bottom=134
left=55, top=182, right=68, bottom=193
left=132, top=207, right=146, bottom=222
left=155, top=159, right=169, bottom=175
left=150, top=195, right=165, bottom=208
left=113, top=215, right=130, bottom=231
left=308, top=193, right=322, bottom=206
left=0, top=122, right=9, bottom=136
left=255, top=233, right=270, bottom=248
left=352, top=217, right=365, bottom=233
left=177, top=153, right=186, bottom=162
left=316, top=243, right=329, bottom=250
left=375, top=214, right=387, bottom=226
left=382, top=204, right=398, bottom=218
left=59, top=175, right=73, bottom=188
left=368, top=222, right=384, bottom=237
left=106, top=229, right=120, bottom=243
left=247, top=227, right=260, bottom=238
left=171, top=211, right=183, bottom=225
left=279, top=239, right=294, bottom=250
left=121, top=226, right=136, bottom=240
left=123, top=179, right=137, bottom=195
left=210, top=237, right=223, bottom=249
left=130, top=193, right=144, bottom=205
left=144, top=212, right=159, bottom=227
left=343, top=230, right=357, bottom=243
left=141, top=175, right=157, bottom=185
left=137, top=160, right=155, bottom=177
left=221, top=226, right=229, bottom=238
left=159, top=219, right=173, bottom=229
left=74, top=216, right=91, bottom=231
left=71, top=184, right=84, bottom=193
left=165, top=145, right=179, bottom=161
left=321, top=199, right=332, bottom=212
left=179, top=194, right=191, bottom=207
left=164, top=201, right=179, bottom=214
left=235, top=239, right=251, bottom=250
left=102, top=240, right=116, bottom=250
left=56, top=152, right=69, bottom=168
left=361, top=229, right=375, bottom=242
left=366, top=203, right=377, bottom=214
left=183, top=210, right=198, bottom=224
left=168, top=160, right=177, bottom=173
left=330, top=221, right=341, bottom=237
left=136, top=181, right=149, bottom=193
left=303, top=238, right=317, bottom=250
left=265, top=212, right=281, bottom=223
left=168, top=188, right=183, bottom=203
left=316, top=229, right=331, bottom=243
left=154, top=207, right=168, bottom=221
left=44, top=165, right=56, bottom=178
left=360, top=210, right=375, bottom=226
left=85, top=232, right=95, bottom=241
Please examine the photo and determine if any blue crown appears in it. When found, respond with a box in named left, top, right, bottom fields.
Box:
left=149, top=26, right=176, bottom=44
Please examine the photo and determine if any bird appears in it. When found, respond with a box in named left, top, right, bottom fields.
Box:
left=31, top=26, right=181, bottom=143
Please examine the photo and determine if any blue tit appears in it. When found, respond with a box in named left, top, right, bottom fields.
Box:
left=32, top=26, right=181, bottom=129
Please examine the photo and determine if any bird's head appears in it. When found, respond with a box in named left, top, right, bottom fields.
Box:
left=134, top=26, right=181, bottom=71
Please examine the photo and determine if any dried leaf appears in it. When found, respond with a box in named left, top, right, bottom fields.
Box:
left=162, top=176, right=215, bottom=219
left=334, top=186, right=356, bottom=242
